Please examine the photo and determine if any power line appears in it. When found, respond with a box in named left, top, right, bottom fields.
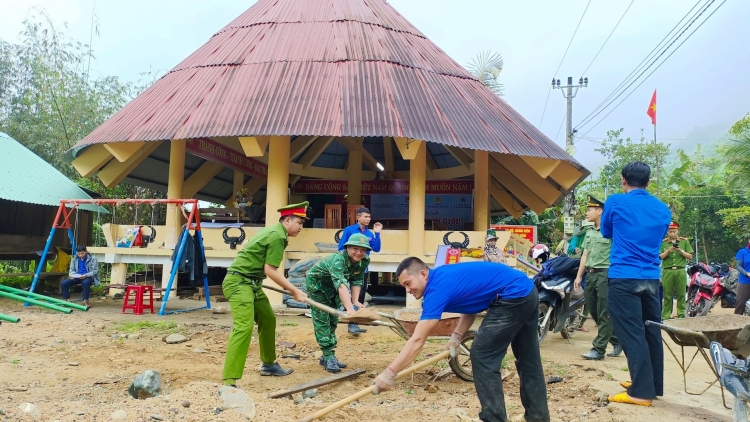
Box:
left=554, top=115, right=566, bottom=143
left=538, top=0, right=592, bottom=127
left=575, top=0, right=706, bottom=129
left=579, top=0, right=726, bottom=138
left=580, top=0, right=635, bottom=77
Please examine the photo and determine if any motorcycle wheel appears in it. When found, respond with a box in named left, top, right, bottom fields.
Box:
left=448, top=330, right=476, bottom=382
left=686, top=292, right=700, bottom=317
left=733, top=396, right=749, bottom=422
left=538, top=303, right=552, bottom=344
left=697, top=298, right=712, bottom=317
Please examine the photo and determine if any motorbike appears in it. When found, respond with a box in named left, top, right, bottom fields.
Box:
left=537, top=275, right=586, bottom=343
left=687, top=262, right=744, bottom=317
left=709, top=341, right=750, bottom=421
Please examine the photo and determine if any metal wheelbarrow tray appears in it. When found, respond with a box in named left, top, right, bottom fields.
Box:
left=646, top=314, right=750, bottom=408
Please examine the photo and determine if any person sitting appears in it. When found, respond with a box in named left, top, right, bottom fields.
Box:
left=62, top=245, right=99, bottom=307
left=483, top=229, right=507, bottom=264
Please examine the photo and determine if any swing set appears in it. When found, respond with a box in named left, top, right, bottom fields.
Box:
left=28, top=198, right=212, bottom=316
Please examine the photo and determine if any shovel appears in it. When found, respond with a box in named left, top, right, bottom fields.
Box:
left=296, top=350, right=451, bottom=422
left=261, top=284, right=381, bottom=324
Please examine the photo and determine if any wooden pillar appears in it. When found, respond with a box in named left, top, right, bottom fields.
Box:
left=407, top=142, right=426, bottom=307
left=162, top=140, right=186, bottom=289
left=474, top=150, right=489, bottom=230
left=225, top=170, right=245, bottom=207
left=264, top=136, right=291, bottom=305
left=347, top=142, right=363, bottom=207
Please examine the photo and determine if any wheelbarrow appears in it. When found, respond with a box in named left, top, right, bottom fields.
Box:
left=647, top=314, right=750, bottom=409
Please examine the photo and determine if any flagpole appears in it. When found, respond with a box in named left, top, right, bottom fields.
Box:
left=654, top=121, right=658, bottom=196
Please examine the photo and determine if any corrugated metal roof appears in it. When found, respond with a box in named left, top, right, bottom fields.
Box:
left=0, top=132, right=101, bottom=212
left=68, top=0, right=586, bottom=174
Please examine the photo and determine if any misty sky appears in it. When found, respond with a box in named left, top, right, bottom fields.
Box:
left=1, top=0, right=747, bottom=173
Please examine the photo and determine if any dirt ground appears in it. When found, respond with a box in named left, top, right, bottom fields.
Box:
left=0, top=295, right=739, bottom=422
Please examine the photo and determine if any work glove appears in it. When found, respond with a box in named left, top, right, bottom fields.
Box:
left=371, top=367, right=397, bottom=395
left=447, top=331, right=463, bottom=359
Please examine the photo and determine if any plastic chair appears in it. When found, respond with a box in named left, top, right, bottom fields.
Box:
left=121, top=285, right=155, bottom=315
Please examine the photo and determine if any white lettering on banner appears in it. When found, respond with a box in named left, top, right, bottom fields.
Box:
left=186, top=138, right=268, bottom=179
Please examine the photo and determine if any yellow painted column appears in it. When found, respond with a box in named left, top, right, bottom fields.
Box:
left=162, top=139, right=186, bottom=289
left=474, top=150, right=489, bottom=231
left=225, top=170, right=244, bottom=207
left=407, top=142, right=426, bottom=307
left=264, top=136, right=291, bottom=305
left=347, top=141, right=363, bottom=207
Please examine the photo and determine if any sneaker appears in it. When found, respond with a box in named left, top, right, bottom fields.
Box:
left=348, top=323, right=367, bottom=334
left=322, top=356, right=342, bottom=373
left=581, top=349, right=605, bottom=360
left=259, top=362, right=294, bottom=376
left=608, top=344, right=623, bottom=357
left=318, top=355, right=347, bottom=368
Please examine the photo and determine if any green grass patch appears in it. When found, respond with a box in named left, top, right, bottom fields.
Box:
left=502, top=355, right=515, bottom=370
left=118, top=320, right=178, bottom=333
left=605, top=372, right=614, bottom=381
left=620, top=367, right=629, bottom=371
left=280, top=320, right=298, bottom=327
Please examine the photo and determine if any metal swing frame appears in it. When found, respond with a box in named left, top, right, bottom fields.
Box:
left=29, top=199, right=212, bottom=316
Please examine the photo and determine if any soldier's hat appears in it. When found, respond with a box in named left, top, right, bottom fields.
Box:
left=586, top=195, right=604, bottom=209
left=669, top=221, right=679, bottom=229
left=486, top=229, right=498, bottom=241
left=344, top=233, right=372, bottom=250
left=278, top=201, right=310, bottom=219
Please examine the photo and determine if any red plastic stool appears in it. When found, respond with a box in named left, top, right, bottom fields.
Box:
left=121, top=285, right=155, bottom=315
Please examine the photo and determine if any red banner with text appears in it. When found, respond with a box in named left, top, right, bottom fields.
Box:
left=492, top=225, right=537, bottom=245
left=292, top=179, right=474, bottom=195
left=186, top=138, right=268, bottom=179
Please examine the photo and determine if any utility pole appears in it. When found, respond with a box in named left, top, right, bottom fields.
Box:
left=553, top=76, right=588, bottom=236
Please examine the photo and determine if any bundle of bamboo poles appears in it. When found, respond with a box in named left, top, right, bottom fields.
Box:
left=0, top=284, right=89, bottom=313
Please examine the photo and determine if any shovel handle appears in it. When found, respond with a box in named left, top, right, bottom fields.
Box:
left=261, top=284, right=346, bottom=318
left=296, top=350, right=451, bottom=422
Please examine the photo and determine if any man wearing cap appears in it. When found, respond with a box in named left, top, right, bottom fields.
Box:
left=221, top=202, right=309, bottom=387
left=574, top=195, right=621, bottom=360
left=306, top=233, right=372, bottom=372
left=659, top=222, right=693, bottom=319
left=483, top=229, right=507, bottom=264
left=337, top=206, right=383, bottom=334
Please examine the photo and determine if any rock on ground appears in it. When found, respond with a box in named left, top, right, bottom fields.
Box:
left=129, top=370, right=163, bottom=399
left=218, top=386, right=256, bottom=420
left=110, top=409, right=127, bottom=420
left=18, top=403, right=42, bottom=420
left=164, top=334, right=189, bottom=344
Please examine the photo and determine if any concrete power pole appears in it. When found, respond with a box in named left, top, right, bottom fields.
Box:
left=553, top=76, right=588, bottom=235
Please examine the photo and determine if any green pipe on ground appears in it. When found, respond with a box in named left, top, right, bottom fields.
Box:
left=0, top=313, right=20, bottom=323
left=0, top=284, right=88, bottom=311
left=0, top=290, right=72, bottom=314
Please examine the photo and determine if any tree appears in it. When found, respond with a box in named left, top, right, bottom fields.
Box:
left=0, top=10, right=135, bottom=178
left=467, top=51, right=504, bottom=96
left=729, top=112, right=750, bottom=137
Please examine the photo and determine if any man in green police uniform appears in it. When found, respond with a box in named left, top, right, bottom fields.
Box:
left=221, top=202, right=309, bottom=387
left=659, top=221, right=693, bottom=319
left=306, top=233, right=371, bottom=373
left=574, top=195, right=621, bottom=360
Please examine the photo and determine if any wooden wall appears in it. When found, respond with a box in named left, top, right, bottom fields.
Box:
left=0, top=199, right=93, bottom=258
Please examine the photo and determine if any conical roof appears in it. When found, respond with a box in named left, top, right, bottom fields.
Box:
left=69, top=0, right=583, bottom=168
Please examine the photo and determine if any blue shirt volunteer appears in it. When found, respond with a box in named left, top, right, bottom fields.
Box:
left=421, top=262, right=533, bottom=320
left=337, top=223, right=381, bottom=254
left=600, top=189, right=671, bottom=280
left=735, top=247, right=750, bottom=284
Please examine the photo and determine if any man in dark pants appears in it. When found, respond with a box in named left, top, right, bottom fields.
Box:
left=601, top=162, right=671, bottom=406
left=574, top=195, right=621, bottom=360
left=62, top=245, right=99, bottom=307
left=373, top=258, right=549, bottom=422
left=734, top=237, right=750, bottom=315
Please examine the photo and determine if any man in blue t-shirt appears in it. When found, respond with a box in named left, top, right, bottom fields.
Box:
left=600, top=161, right=671, bottom=407
left=372, top=258, right=549, bottom=422
left=733, top=238, right=750, bottom=315
left=337, top=207, right=382, bottom=334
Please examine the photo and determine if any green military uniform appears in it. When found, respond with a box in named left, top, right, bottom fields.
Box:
left=660, top=233, right=693, bottom=319
left=306, top=241, right=370, bottom=359
left=582, top=225, right=620, bottom=354
left=222, top=202, right=308, bottom=383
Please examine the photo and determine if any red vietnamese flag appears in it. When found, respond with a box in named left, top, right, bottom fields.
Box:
left=646, top=89, right=657, bottom=125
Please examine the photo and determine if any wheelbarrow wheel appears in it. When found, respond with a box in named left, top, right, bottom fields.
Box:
left=538, top=303, right=552, bottom=343
left=449, top=330, right=476, bottom=382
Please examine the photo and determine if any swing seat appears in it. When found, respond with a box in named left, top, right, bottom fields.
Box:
left=121, top=285, right=155, bottom=315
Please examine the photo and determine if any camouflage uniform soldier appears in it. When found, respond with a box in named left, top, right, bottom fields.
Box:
left=306, top=233, right=371, bottom=373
